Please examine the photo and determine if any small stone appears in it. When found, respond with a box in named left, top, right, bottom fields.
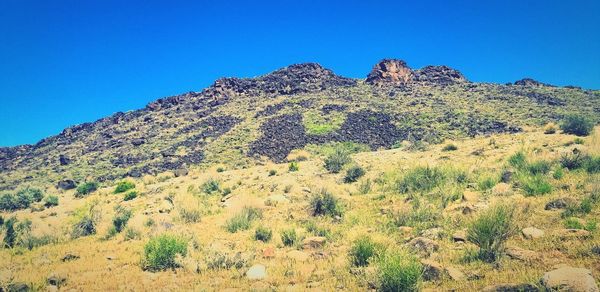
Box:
left=47, top=273, right=67, bottom=287
left=545, top=198, right=573, bottom=210
left=541, top=266, right=599, bottom=292
left=246, top=264, right=267, bottom=280
left=287, top=250, right=310, bottom=262
left=452, top=230, right=467, bottom=242
left=106, top=255, right=117, bottom=260
left=420, top=259, right=444, bottom=281
left=445, top=266, right=466, bottom=281
left=173, top=168, right=189, bottom=177
left=57, top=179, right=76, bottom=190
left=505, top=246, right=539, bottom=262
left=481, top=283, right=539, bottom=292
left=302, top=236, right=327, bottom=249
left=262, top=246, right=275, bottom=259
left=408, top=237, right=439, bottom=255
left=522, top=227, right=544, bottom=239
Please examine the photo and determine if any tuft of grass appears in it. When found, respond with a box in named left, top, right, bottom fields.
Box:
left=179, top=207, right=201, bottom=223
left=123, top=191, right=137, bottom=201
left=268, top=169, right=277, bottom=176
left=76, top=182, right=98, bottom=198
left=112, top=206, right=132, bottom=233
left=71, top=202, right=101, bottom=239
left=508, top=151, right=527, bottom=169
left=442, top=144, right=458, bottom=151
left=344, top=165, right=366, bottom=183
left=477, top=175, right=498, bottom=192
left=288, top=161, right=299, bottom=172
left=43, top=195, right=59, bottom=208
left=201, top=178, right=220, bottom=195
left=324, top=147, right=351, bottom=173
left=349, top=236, right=378, bottom=267
left=396, top=166, right=445, bottom=193
left=358, top=179, right=372, bottom=195
left=142, top=234, right=188, bottom=271
left=520, top=175, right=552, bottom=196
left=563, top=217, right=597, bottom=232
left=389, top=200, right=440, bottom=232
left=310, top=189, right=343, bottom=217
left=543, top=122, right=558, bottom=134
left=281, top=228, right=298, bottom=246
left=225, top=207, right=263, bottom=233
left=114, top=181, right=135, bottom=194
left=527, top=160, right=552, bottom=175
left=0, top=188, right=44, bottom=211
left=376, top=249, right=422, bottom=292
left=560, top=114, right=594, bottom=136
left=254, top=226, right=272, bottom=242
left=467, top=204, right=515, bottom=262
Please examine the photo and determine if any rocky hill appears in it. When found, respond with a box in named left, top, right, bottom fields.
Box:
left=0, top=59, right=598, bottom=191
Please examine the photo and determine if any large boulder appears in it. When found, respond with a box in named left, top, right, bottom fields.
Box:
left=541, top=266, right=599, bottom=292
left=246, top=264, right=267, bottom=280
left=366, top=59, right=414, bottom=86
left=57, top=179, right=76, bottom=190
left=414, top=65, right=468, bottom=85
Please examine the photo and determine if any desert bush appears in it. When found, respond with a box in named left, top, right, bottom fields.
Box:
left=281, top=228, right=298, bottom=246
left=397, top=166, right=445, bottom=193
left=124, top=228, right=141, bottom=241
left=586, top=156, right=600, bottom=173
left=442, top=144, right=458, bottom=151
left=389, top=201, right=440, bottom=231
left=205, top=250, right=250, bottom=270
left=201, top=178, right=220, bottom=194
left=254, top=226, right=272, bottom=242
left=477, top=175, right=498, bottom=191
left=71, top=202, right=100, bottom=239
left=304, top=220, right=332, bottom=238
left=76, top=182, right=98, bottom=197
left=527, top=160, right=552, bottom=175
left=349, top=236, right=378, bottom=267
left=0, top=188, right=44, bottom=211
left=112, top=207, right=132, bottom=233
left=114, top=181, right=135, bottom=194
left=508, top=151, right=527, bottom=169
left=521, top=175, right=552, bottom=196
left=44, top=195, right=59, bottom=207
left=344, top=165, right=366, bottom=183
left=376, top=249, right=422, bottom=292
left=2, top=217, right=17, bottom=248
left=142, top=234, right=188, bottom=271
left=179, top=207, right=201, bottom=223
left=123, top=191, right=137, bottom=201
left=560, top=151, right=588, bottom=170
left=358, top=179, right=372, bottom=195
left=324, top=147, right=351, bottom=173
left=225, top=207, right=263, bottom=233
left=467, top=204, right=515, bottom=262
left=288, top=161, right=299, bottom=172
left=560, top=114, right=594, bottom=136
left=553, top=167, right=564, bottom=180
left=543, top=122, right=558, bottom=134
left=310, top=189, right=343, bottom=217
left=268, top=169, right=277, bottom=176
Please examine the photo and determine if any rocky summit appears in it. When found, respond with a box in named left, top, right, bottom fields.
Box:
left=0, top=58, right=599, bottom=291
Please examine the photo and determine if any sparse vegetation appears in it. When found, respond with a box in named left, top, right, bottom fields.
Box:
left=225, top=207, right=263, bottom=233
left=376, top=249, right=422, bottom=292
left=288, top=161, right=299, bottom=172
left=44, top=195, right=59, bottom=207
left=71, top=202, right=101, bottom=239
left=520, top=175, right=552, bottom=196
left=442, top=144, right=458, bottom=151
left=123, top=191, right=137, bottom=201
left=349, top=236, right=378, bottom=267
left=254, top=226, right=272, bottom=242
left=397, top=166, right=445, bottom=193
left=560, top=114, right=594, bottom=136
left=76, top=182, right=98, bottom=197
left=281, top=228, right=298, bottom=246
left=0, top=188, right=44, bottom=211
left=467, top=204, right=515, bottom=262
left=310, top=189, right=343, bottom=217
left=142, top=234, right=188, bottom=271
left=344, top=165, right=365, bottom=183
left=201, top=178, right=220, bottom=194
left=324, top=147, right=351, bottom=173
left=179, top=207, right=201, bottom=223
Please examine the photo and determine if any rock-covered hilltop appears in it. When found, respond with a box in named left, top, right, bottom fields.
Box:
left=0, top=59, right=598, bottom=190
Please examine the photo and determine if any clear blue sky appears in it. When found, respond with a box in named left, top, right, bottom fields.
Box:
left=1, top=0, right=599, bottom=147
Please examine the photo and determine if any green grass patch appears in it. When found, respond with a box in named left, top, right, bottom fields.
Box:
left=142, top=234, right=188, bottom=271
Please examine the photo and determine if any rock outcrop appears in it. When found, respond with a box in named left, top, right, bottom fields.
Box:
left=366, top=59, right=414, bottom=86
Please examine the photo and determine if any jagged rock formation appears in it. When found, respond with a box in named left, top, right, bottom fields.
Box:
left=0, top=59, right=597, bottom=190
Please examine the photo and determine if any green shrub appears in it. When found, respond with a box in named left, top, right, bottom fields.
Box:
left=216, top=167, right=225, bottom=173
left=521, top=175, right=552, bottom=196
left=442, top=144, right=458, bottom=151
left=553, top=167, right=564, bottom=180
left=201, top=178, right=220, bottom=194
left=3, top=217, right=17, bottom=248
left=324, top=147, right=351, bottom=173
left=114, top=181, right=135, bottom=194
left=508, top=151, right=527, bottom=169
left=310, top=189, right=343, bottom=217
left=268, top=169, right=277, bottom=176
left=560, top=114, right=594, bottom=136
left=76, top=182, right=98, bottom=197
left=477, top=175, right=498, bottom=191
left=349, top=236, right=377, bottom=267
left=179, top=207, right=201, bottom=223
left=281, top=229, right=298, bottom=246
left=527, top=160, right=552, bottom=175
left=44, top=195, right=59, bottom=207
left=358, top=179, right=372, bottom=195
left=376, top=249, right=422, bottom=292
left=288, top=161, right=299, bottom=172
left=560, top=151, right=588, bottom=170
left=344, top=165, right=366, bottom=183
left=143, top=234, right=188, bottom=271
left=467, top=204, right=515, bottom=262
left=225, top=207, right=263, bottom=233
left=574, top=137, right=585, bottom=144
left=0, top=189, right=45, bottom=211
left=124, top=228, right=141, bottom=241
left=397, top=166, right=445, bottom=193
left=586, top=156, right=600, bottom=174
left=123, top=191, right=137, bottom=201
left=112, top=207, right=132, bottom=233
left=71, top=202, right=100, bottom=239
left=254, top=227, right=272, bottom=242
left=19, top=189, right=43, bottom=203
left=563, top=218, right=596, bottom=232
left=304, top=221, right=332, bottom=238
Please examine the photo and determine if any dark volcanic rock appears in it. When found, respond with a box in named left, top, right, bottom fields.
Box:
left=514, top=78, right=549, bottom=87
left=321, top=104, right=348, bottom=114
left=57, top=179, right=76, bottom=190
left=366, top=59, right=414, bottom=86
left=415, top=65, right=468, bottom=85
left=338, top=111, right=405, bottom=149
left=58, top=154, right=71, bottom=165
left=249, top=114, right=308, bottom=162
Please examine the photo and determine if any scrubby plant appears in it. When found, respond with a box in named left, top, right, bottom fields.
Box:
left=76, top=182, right=98, bottom=197
left=508, top=151, right=527, bottom=169
left=2, top=217, right=17, bottom=248
left=112, top=207, right=132, bottom=233
left=563, top=218, right=597, bottom=232
left=225, top=207, right=263, bottom=233
left=254, top=226, right=272, bottom=242
left=389, top=200, right=441, bottom=231
left=201, top=178, right=220, bottom=194
left=281, top=228, right=298, bottom=246
left=0, top=188, right=45, bottom=211
left=44, top=195, right=59, bottom=207
left=553, top=167, right=564, bottom=180
left=349, top=236, right=378, bottom=267
left=310, top=189, right=343, bottom=217
left=142, top=234, right=188, bottom=271
left=304, top=220, right=332, bottom=238
left=586, top=156, right=600, bottom=173
left=179, top=207, right=201, bottom=223
left=477, top=175, right=498, bottom=192
left=560, top=151, right=588, bottom=170
left=344, top=165, right=366, bottom=183
left=114, top=181, right=135, bottom=194
left=216, top=167, right=225, bottom=173
left=288, top=161, right=299, bottom=172
left=123, top=191, right=137, bottom=201
left=71, top=202, right=100, bottom=239
left=397, top=166, right=445, bottom=193
left=560, top=114, right=594, bottom=136
left=358, top=179, right=372, bottom=195
left=574, top=137, right=585, bottom=144
left=442, top=144, right=458, bottom=151
left=527, top=160, right=552, bottom=175
left=324, top=147, right=351, bottom=173
left=521, top=175, right=552, bottom=196
left=124, top=228, right=141, bottom=241
left=543, top=122, right=558, bottom=134
left=467, top=204, right=515, bottom=262
left=268, top=169, right=277, bottom=176
left=376, top=249, right=422, bottom=292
